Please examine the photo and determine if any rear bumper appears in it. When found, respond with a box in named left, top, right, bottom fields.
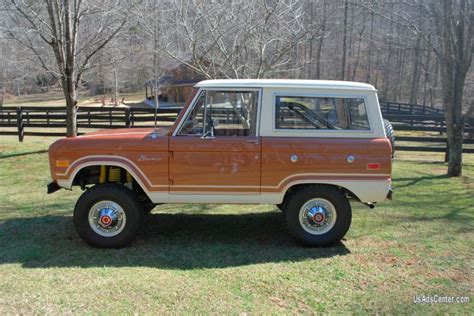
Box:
left=47, top=181, right=61, bottom=194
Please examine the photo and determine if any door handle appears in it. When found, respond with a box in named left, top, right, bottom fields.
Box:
left=245, top=139, right=259, bottom=144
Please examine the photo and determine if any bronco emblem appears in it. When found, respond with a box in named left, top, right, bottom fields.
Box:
left=138, top=155, right=161, bottom=162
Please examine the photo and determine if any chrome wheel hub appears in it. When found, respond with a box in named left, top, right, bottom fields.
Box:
left=299, top=198, right=337, bottom=235
left=88, top=201, right=126, bottom=237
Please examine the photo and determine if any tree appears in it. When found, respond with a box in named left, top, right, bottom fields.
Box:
left=341, top=0, right=349, bottom=80
left=355, top=0, right=473, bottom=176
left=434, top=0, right=474, bottom=175
left=3, top=0, right=127, bottom=136
left=159, top=0, right=309, bottom=79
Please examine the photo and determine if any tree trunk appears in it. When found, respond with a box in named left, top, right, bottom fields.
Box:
left=422, top=37, right=432, bottom=106
left=66, top=98, right=78, bottom=137
left=113, top=65, right=118, bottom=106
left=440, top=0, right=472, bottom=177
left=0, top=85, right=5, bottom=108
left=315, top=0, right=327, bottom=79
left=409, top=35, right=422, bottom=104
left=446, top=125, right=464, bottom=176
left=430, top=58, right=439, bottom=107
left=62, top=74, right=77, bottom=137
left=341, top=0, right=348, bottom=80
left=366, top=9, right=374, bottom=83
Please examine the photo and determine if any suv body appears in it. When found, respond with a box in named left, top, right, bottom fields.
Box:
left=48, top=79, right=392, bottom=248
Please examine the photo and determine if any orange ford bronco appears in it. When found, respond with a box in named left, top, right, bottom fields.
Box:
left=48, top=79, right=393, bottom=248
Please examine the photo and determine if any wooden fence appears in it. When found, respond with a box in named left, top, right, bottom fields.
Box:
left=380, top=101, right=443, bottom=115
left=0, top=106, right=181, bottom=141
left=382, top=113, right=474, bottom=154
left=0, top=103, right=473, bottom=155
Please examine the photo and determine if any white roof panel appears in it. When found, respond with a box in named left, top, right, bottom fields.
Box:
left=195, top=79, right=376, bottom=91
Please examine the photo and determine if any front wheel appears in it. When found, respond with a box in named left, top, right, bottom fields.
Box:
left=285, top=185, right=352, bottom=246
left=74, top=183, right=144, bottom=248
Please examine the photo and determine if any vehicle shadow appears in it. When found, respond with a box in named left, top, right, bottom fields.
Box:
left=393, top=174, right=448, bottom=189
left=0, top=211, right=350, bottom=270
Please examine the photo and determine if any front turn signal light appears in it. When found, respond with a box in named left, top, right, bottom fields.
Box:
left=56, top=160, right=70, bottom=168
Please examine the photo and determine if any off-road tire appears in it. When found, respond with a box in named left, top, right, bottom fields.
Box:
left=74, top=183, right=144, bottom=248
left=276, top=203, right=286, bottom=213
left=383, top=119, right=395, bottom=158
left=285, top=185, right=352, bottom=246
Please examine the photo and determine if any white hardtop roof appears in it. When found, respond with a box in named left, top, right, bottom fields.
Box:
left=195, top=79, right=376, bottom=91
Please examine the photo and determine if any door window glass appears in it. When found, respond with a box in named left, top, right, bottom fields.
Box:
left=178, top=90, right=259, bottom=137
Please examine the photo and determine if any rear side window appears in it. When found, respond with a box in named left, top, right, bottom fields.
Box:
left=275, top=96, right=370, bottom=130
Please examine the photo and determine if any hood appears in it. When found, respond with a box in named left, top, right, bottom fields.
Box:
left=78, top=127, right=170, bottom=138
left=49, top=127, right=170, bottom=154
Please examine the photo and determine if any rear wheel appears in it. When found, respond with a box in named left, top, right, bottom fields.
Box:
left=285, top=185, right=352, bottom=246
left=74, top=183, right=143, bottom=248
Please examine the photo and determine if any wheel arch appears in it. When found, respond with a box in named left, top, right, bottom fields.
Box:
left=278, top=178, right=390, bottom=204
left=59, top=161, right=150, bottom=196
left=281, top=182, right=360, bottom=204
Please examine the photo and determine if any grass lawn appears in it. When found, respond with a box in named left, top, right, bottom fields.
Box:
left=0, top=136, right=472, bottom=314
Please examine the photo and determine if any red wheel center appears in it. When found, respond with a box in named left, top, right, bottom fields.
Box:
left=100, top=215, right=112, bottom=226
left=313, top=213, right=325, bottom=224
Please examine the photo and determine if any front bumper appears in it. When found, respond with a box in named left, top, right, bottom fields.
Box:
left=47, top=181, right=61, bottom=194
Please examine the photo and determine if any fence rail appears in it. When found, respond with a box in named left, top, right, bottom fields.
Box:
left=0, top=106, right=181, bottom=140
left=0, top=103, right=473, bottom=156
left=380, top=101, right=443, bottom=115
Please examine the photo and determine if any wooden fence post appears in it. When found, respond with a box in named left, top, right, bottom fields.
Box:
left=125, top=108, right=131, bottom=128
left=16, top=107, right=24, bottom=142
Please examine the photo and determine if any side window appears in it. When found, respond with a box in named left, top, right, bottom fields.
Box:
left=275, top=96, right=369, bottom=130
left=178, top=92, right=206, bottom=135
left=178, top=90, right=259, bottom=137
left=346, top=98, right=370, bottom=129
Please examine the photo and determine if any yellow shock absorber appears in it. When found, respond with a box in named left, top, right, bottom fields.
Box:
left=99, top=165, right=106, bottom=183
left=126, top=171, right=133, bottom=184
left=108, top=167, right=121, bottom=182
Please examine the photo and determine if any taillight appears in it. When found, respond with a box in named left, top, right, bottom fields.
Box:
left=367, top=163, right=381, bottom=170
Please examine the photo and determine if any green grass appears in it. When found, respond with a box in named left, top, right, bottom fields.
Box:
left=0, top=136, right=473, bottom=314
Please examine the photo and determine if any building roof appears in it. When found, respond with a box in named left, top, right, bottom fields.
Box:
left=145, top=76, right=201, bottom=87
left=195, top=79, right=376, bottom=91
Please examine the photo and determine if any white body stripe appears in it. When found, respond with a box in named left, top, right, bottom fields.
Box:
left=56, top=155, right=391, bottom=204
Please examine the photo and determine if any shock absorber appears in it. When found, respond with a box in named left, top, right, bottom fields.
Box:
left=99, top=166, right=106, bottom=183
left=108, top=167, right=121, bottom=182
left=99, top=166, right=132, bottom=186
